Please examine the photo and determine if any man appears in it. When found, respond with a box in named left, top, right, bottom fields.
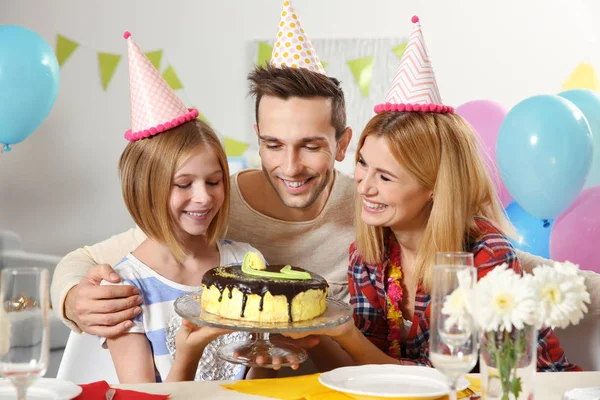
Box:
left=52, top=62, right=354, bottom=340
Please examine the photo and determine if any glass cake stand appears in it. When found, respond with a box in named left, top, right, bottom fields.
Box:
left=174, top=291, right=352, bottom=368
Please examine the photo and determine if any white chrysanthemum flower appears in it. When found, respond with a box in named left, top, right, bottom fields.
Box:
left=474, top=264, right=537, bottom=332
left=553, top=260, right=582, bottom=277
left=442, top=269, right=474, bottom=330
left=0, top=307, right=11, bottom=354
left=531, top=262, right=591, bottom=329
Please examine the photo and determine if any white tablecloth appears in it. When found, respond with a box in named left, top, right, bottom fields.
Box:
left=116, top=371, right=600, bottom=400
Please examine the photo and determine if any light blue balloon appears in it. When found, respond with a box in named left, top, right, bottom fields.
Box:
left=0, top=25, right=60, bottom=151
left=558, top=89, right=600, bottom=188
left=505, top=201, right=553, bottom=258
left=497, top=95, right=592, bottom=219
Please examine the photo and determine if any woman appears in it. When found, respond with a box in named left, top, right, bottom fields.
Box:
left=287, top=110, right=579, bottom=371
left=286, top=14, right=578, bottom=372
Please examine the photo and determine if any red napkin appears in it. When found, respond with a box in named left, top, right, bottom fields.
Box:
left=74, top=380, right=169, bottom=400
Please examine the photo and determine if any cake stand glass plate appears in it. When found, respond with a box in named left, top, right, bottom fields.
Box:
left=174, top=291, right=352, bottom=368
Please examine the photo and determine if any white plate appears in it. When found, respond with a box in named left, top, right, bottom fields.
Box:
left=0, top=378, right=82, bottom=400
left=563, top=386, right=600, bottom=400
left=319, top=364, right=470, bottom=400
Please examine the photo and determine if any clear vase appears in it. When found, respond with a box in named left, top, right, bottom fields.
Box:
left=480, top=324, right=537, bottom=400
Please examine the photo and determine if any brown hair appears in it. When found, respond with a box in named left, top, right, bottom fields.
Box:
left=354, top=112, right=513, bottom=291
left=248, top=64, right=347, bottom=139
left=118, top=119, right=230, bottom=262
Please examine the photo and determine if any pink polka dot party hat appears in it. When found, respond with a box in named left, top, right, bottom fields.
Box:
left=375, top=16, right=453, bottom=114
left=122, top=31, right=198, bottom=142
left=270, top=0, right=325, bottom=74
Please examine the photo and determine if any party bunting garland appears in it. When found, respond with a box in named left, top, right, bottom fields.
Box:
left=346, top=56, right=375, bottom=98
left=97, top=52, right=121, bottom=90
left=254, top=41, right=409, bottom=98
left=392, top=41, right=408, bottom=60
left=54, top=33, right=252, bottom=157
left=162, top=65, right=183, bottom=90
left=56, top=34, right=79, bottom=66
left=224, top=137, right=250, bottom=157
left=55, top=34, right=183, bottom=93
left=562, top=62, right=600, bottom=91
left=145, top=50, right=163, bottom=70
left=257, top=41, right=273, bottom=67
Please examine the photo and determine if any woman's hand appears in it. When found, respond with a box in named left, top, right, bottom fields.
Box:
left=282, top=319, right=354, bottom=340
left=249, top=335, right=321, bottom=370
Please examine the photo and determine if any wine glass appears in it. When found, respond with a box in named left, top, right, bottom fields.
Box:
left=429, top=252, right=478, bottom=400
left=0, top=267, right=50, bottom=400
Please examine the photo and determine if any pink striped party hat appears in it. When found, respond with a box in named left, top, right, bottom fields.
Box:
left=270, top=0, right=325, bottom=74
left=374, top=16, right=453, bottom=114
left=122, top=31, right=198, bottom=142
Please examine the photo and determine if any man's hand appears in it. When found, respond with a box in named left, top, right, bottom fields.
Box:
left=64, top=264, right=143, bottom=337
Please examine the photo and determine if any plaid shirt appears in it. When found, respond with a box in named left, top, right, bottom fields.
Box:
left=348, top=217, right=580, bottom=371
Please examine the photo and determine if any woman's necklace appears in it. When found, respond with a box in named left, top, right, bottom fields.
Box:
left=386, top=236, right=404, bottom=359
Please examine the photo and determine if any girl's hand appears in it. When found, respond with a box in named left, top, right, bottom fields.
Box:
left=175, top=318, right=231, bottom=360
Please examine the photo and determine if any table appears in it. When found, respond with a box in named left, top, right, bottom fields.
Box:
left=116, top=371, right=600, bottom=400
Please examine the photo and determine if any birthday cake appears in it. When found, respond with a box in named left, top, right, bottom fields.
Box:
left=201, top=252, right=328, bottom=323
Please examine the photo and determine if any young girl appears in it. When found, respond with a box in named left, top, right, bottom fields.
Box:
left=104, top=117, right=267, bottom=383
left=286, top=16, right=578, bottom=372
left=101, top=32, right=264, bottom=383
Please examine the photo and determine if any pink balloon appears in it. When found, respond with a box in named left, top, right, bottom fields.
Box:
left=549, top=185, right=600, bottom=273
left=456, top=100, right=512, bottom=207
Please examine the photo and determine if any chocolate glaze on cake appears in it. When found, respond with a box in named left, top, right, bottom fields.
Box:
left=202, top=264, right=328, bottom=321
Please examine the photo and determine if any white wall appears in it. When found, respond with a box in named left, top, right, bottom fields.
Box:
left=0, top=0, right=599, bottom=256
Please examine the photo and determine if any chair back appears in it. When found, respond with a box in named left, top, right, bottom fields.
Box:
left=56, top=331, right=119, bottom=384
left=554, top=316, right=600, bottom=371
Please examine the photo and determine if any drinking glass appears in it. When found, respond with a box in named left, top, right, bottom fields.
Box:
left=0, top=267, right=50, bottom=400
left=429, top=252, right=478, bottom=400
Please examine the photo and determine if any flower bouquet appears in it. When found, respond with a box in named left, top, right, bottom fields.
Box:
left=443, top=261, right=590, bottom=400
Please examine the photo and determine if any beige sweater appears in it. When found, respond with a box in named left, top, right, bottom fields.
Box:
left=51, top=170, right=357, bottom=332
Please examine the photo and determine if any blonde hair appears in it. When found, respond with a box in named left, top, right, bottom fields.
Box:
left=354, top=112, right=513, bottom=291
left=119, top=119, right=230, bottom=263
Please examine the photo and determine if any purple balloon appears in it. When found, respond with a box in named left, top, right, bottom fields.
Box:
left=456, top=100, right=512, bottom=207
left=549, top=185, right=600, bottom=273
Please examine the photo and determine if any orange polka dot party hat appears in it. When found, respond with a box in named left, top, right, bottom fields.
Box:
left=270, top=0, right=325, bottom=74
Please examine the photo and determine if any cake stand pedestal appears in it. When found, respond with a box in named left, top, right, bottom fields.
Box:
left=174, top=293, right=352, bottom=368
left=218, top=332, right=307, bottom=368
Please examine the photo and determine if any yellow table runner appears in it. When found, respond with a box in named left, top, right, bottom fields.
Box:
left=222, top=373, right=480, bottom=400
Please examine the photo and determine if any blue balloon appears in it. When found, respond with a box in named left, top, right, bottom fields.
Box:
left=497, top=95, right=592, bottom=219
left=558, top=89, right=600, bottom=189
left=0, top=25, right=60, bottom=151
left=505, top=201, right=553, bottom=258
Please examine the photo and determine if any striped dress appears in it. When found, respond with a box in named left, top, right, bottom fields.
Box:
left=102, top=239, right=262, bottom=382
